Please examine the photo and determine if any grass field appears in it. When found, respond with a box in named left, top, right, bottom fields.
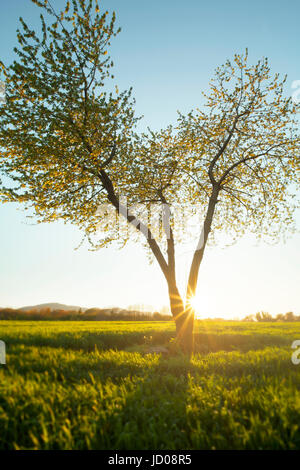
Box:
left=0, top=320, right=300, bottom=450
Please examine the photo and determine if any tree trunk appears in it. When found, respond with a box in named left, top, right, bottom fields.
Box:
left=174, top=307, right=194, bottom=355
left=168, top=281, right=194, bottom=355
left=179, top=186, right=219, bottom=354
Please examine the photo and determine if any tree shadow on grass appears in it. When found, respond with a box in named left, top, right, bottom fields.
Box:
left=89, top=352, right=193, bottom=450
left=4, top=338, right=298, bottom=450
left=86, top=348, right=299, bottom=450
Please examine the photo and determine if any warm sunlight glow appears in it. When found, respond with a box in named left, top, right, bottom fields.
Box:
left=190, top=294, right=214, bottom=319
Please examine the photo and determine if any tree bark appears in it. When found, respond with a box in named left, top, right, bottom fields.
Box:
left=167, top=279, right=194, bottom=355
left=174, top=308, right=194, bottom=355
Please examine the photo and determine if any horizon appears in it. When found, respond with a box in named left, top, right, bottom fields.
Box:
left=1, top=301, right=298, bottom=321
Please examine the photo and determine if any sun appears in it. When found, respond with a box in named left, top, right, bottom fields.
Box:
left=189, top=294, right=212, bottom=319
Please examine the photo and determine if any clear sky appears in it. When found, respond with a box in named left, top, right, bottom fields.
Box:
left=0, top=0, right=299, bottom=318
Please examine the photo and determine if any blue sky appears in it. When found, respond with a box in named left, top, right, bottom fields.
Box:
left=0, top=0, right=299, bottom=317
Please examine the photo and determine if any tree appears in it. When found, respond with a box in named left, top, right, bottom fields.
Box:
left=0, top=1, right=299, bottom=354
left=284, top=312, right=296, bottom=322
left=255, top=312, right=274, bottom=322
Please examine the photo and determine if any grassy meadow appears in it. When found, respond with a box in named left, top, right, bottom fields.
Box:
left=0, top=320, right=300, bottom=450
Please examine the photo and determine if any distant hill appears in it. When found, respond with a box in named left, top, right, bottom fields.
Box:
left=0, top=304, right=172, bottom=321
left=18, top=303, right=86, bottom=312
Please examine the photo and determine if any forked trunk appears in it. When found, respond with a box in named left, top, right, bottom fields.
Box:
left=102, top=159, right=218, bottom=356
left=173, top=186, right=219, bottom=354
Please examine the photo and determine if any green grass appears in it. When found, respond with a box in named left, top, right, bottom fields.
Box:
left=0, top=320, right=300, bottom=449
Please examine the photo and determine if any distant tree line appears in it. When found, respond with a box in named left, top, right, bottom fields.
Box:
left=1, top=307, right=299, bottom=322
left=0, top=307, right=172, bottom=321
left=243, top=311, right=300, bottom=322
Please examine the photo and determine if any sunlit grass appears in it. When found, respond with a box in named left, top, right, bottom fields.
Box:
left=0, top=320, right=300, bottom=449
